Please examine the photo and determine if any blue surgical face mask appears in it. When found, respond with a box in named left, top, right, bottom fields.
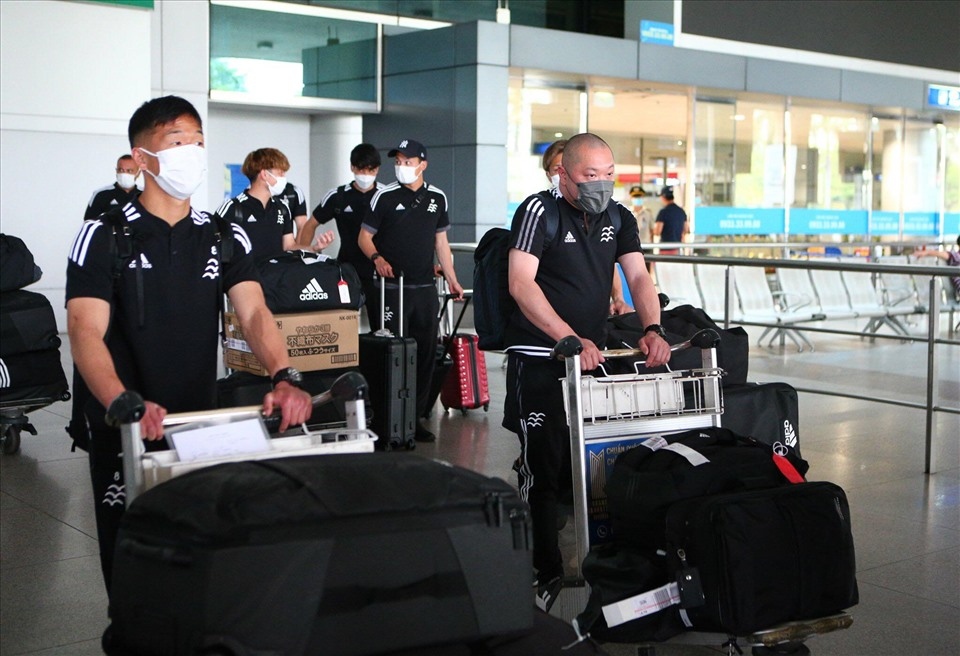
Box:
left=575, top=179, right=614, bottom=214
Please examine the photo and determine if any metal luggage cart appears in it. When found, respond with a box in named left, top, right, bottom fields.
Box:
left=107, top=371, right=377, bottom=506
left=555, top=329, right=724, bottom=581
left=553, top=329, right=852, bottom=655
left=0, top=388, right=71, bottom=455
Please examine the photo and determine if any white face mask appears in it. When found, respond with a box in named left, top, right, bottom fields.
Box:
left=266, top=172, right=287, bottom=197
left=395, top=164, right=419, bottom=185
left=135, top=172, right=145, bottom=191
left=117, top=172, right=137, bottom=190
left=549, top=173, right=560, bottom=189
left=354, top=173, right=377, bottom=190
left=139, top=144, right=207, bottom=200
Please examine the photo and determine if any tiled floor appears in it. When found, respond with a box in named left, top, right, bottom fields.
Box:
left=1, top=322, right=957, bottom=655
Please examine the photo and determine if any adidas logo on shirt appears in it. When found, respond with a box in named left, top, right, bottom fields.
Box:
left=395, top=203, right=406, bottom=210
left=300, top=278, right=329, bottom=301
left=109, top=199, right=118, bottom=205
left=247, top=214, right=257, bottom=222
left=564, top=231, right=576, bottom=243
left=128, top=253, right=153, bottom=269
left=344, top=206, right=353, bottom=212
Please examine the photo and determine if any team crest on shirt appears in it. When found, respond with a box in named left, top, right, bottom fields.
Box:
left=600, top=226, right=615, bottom=242
left=276, top=210, right=285, bottom=224
left=427, top=199, right=438, bottom=213
left=202, top=257, right=220, bottom=280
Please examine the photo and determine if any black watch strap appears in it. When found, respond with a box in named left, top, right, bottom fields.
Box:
left=643, top=323, right=666, bottom=339
left=370, top=252, right=381, bottom=262
left=271, top=367, right=304, bottom=389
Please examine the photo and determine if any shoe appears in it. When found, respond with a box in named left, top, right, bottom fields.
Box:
left=535, top=574, right=563, bottom=613
left=414, top=422, right=436, bottom=443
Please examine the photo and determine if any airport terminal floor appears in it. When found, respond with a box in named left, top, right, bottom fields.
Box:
left=1, top=320, right=957, bottom=655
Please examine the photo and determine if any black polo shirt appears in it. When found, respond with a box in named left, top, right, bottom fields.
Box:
left=656, top=203, right=687, bottom=243
left=214, top=190, right=293, bottom=261
left=280, top=182, right=308, bottom=219
left=362, top=181, right=450, bottom=286
left=84, top=183, right=140, bottom=222
left=313, top=181, right=384, bottom=281
left=504, top=188, right=642, bottom=352
left=66, top=200, right=259, bottom=424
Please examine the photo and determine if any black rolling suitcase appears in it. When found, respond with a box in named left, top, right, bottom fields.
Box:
left=107, top=453, right=533, bottom=656
left=358, top=276, right=416, bottom=450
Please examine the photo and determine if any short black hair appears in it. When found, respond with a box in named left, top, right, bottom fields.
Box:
left=351, top=143, right=381, bottom=170
left=128, top=95, right=202, bottom=148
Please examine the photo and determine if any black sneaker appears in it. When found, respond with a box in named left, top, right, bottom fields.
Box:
left=535, top=575, right=563, bottom=613
left=414, top=422, right=436, bottom=443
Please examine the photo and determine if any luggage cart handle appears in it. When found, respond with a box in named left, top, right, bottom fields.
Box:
left=550, top=328, right=720, bottom=363
left=106, top=371, right=368, bottom=430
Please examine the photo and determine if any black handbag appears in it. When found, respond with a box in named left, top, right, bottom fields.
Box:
left=257, top=250, right=364, bottom=314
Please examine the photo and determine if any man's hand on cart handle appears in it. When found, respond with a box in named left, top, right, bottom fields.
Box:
left=549, top=335, right=604, bottom=370
left=262, top=384, right=312, bottom=433
left=638, top=332, right=670, bottom=368
left=104, top=390, right=166, bottom=441
left=140, top=402, right=168, bottom=441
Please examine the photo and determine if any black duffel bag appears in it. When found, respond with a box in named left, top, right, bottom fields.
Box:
left=606, top=426, right=808, bottom=549
left=258, top=251, right=364, bottom=314
left=0, top=234, right=42, bottom=292
left=606, top=305, right=748, bottom=384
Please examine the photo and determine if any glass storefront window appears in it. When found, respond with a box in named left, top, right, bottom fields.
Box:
left=210, top=1, right=381, bottom=110
left=505, top=79, right=584, bottom=223
left=787, top=104, right=869, bottom=238
left=944, top=115, right=960, bottom=238
left=694, top=97, right=786, bottom=238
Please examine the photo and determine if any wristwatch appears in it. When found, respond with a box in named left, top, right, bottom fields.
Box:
left=271, top=367, right=304, bottom=389
left=370, top=252, right=381, bottom=262
left=643, top=324, right=667, bottom=339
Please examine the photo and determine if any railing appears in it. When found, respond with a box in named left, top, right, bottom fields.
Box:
left=449, top=241, right=959, bottom=474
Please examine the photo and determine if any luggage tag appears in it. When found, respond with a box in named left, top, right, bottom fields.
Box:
left=675, top=548, right=705, bottom=608
left=338, top=278, right=351, bottom=304
left=675, top=567, right=705, bottom=608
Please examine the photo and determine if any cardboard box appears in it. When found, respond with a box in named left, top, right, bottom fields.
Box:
left=224, top=310, right=359, bottom=376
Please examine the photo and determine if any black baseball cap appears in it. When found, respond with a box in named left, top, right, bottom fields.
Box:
left=660, top=186, right=674, bottom=199
left=388, top=139, right=427, bottom=160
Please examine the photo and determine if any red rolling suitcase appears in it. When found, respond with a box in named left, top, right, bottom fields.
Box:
left=440, top=295, right=490, bottom=413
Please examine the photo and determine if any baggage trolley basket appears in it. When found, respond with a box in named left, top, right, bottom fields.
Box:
left=554, top=329, right=724, bottom=584
left=107, top=371, right=376, bottom=506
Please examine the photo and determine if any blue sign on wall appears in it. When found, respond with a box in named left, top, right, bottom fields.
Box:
left=640, top=20, right=675, bottom=45
left=790, top=209, right=868, bottom=234
left=870, top=211, right=900, bottom=235
left=944, top=213, right=960, bottom=237
left=694, top=207, right=785, bottom=235
left=225, top=163, right=247, bottom=200
left=927, top=84, right=960, bottom=111
left=903, top=212, right=939, bottom=236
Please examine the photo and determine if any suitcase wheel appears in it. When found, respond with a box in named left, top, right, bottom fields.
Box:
left=1, top=425, right=21, bottom=455
left=483, top=403, right=489, bottom=412
left=460, top=408, right=468, bottom=416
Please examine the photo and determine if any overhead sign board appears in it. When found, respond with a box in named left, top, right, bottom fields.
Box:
left=926, top=84, right=960, bottom=111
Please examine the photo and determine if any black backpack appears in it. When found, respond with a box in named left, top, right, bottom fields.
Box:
left=472, top=192, right=621, bottom=351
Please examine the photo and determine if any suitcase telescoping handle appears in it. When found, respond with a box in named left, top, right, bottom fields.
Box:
left=375, top=272, right=405, bottom=337
left=109, top=371, right=369, bottom=506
